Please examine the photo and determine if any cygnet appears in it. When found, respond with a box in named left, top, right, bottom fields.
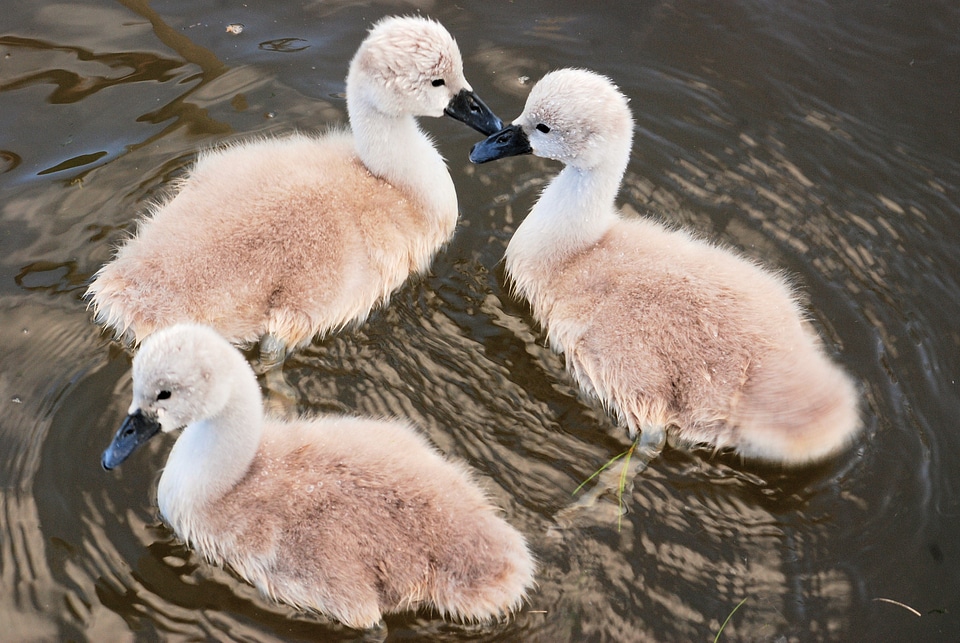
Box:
left=471, top=69, right=860, bottom=466
left=101, top=323, right=535, bottom=630
left=87, top=16, right=502, bottom=367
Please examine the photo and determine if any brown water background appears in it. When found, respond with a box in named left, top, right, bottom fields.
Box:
left=2, top=1, right=959, bottom=640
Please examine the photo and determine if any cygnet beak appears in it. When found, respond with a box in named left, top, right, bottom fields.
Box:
left=468, top=124, right=532, bottom=164
left=102, top=409, right=162, bottom=470
left=444, top=89, right=503, bottom=136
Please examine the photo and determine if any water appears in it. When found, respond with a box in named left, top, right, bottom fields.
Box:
left=2, top=0, right=959, bottom=640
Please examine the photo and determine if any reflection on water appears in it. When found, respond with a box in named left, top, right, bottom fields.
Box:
left=2, top=0, right=959, bottom=640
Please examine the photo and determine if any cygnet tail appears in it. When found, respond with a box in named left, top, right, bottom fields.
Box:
left=732, top=345, right=860, bottom=465
left=430, top=515, right=536, bottom=622
left=86, top=265, right=151, bottom=344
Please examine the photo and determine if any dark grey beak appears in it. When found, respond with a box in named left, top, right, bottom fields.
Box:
left=444, top=89, right=503, bottom=136
left=102, top=410, right=162, bottom=470
left=469, top=124, right=532, bottom=164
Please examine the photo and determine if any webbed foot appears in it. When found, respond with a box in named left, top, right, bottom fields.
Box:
left=258, top=334, right=298, bottom=418
left=551, top=426, right=666, bottom=532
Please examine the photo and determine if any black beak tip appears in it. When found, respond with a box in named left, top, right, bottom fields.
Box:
left=468, top=142, right=492, bottom=164
left=101, top=410, right=162, bottom=472
left=444, top=90, right=503, bottom=136
left=468, top=124, right=533, bottom=164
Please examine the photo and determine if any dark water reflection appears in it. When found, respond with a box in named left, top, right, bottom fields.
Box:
left=2, top=1, right=959, bottom=640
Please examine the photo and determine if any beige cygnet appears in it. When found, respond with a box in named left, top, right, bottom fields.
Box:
left=101, top=323, right=534, bottom=630
left=471, top=69, right=860, bottom=466
left=87, top=16, right=501, bottom=364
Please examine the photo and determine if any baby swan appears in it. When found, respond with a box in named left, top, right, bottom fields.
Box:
left=101, top=323, right=535, bottom=630
left=471, top=69, right=860, bottom=466
left=87, top=16, right=501, bottom=364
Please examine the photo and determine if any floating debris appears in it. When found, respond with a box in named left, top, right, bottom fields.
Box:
left=872, top=597, right=922, bottom=617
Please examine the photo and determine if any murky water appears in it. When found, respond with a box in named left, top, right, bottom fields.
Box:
left=2, top=1, right=959, bottom=640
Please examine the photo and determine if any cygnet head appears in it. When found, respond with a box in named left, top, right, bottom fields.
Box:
left=101, top=324, right=251, bottom=470
left=347, top=16, right=501, bottom=134
left=470, top=68, right=634, bottom=171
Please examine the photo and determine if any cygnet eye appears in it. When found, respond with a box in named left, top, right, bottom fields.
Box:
left=431, top=78, right=445, bottom=87
left=536, top=123, right=551, bottom=134
left=157, top=390, right=172, bottom=401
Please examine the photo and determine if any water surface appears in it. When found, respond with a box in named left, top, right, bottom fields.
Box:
left=2, top=1, right=959, bottom=640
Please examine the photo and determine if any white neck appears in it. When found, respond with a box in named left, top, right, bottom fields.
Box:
left=348, top=93, right=458, bottom=223
left=505, top=161, right=624, bottom=297
left=157, top=370, right=263, bottom=535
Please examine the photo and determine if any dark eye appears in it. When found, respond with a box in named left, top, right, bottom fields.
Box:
left=536, top=123, right=551, bottom=134
left=431, top=78, right=445, bottom=87
left=157, top=390, right=171, bottom=400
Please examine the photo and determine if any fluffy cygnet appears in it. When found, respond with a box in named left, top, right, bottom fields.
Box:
left=471, top=69, right=860, bottom=466
left=101, top=323, right=535, bottom=630
left=87, top=16, right=501, bottom=362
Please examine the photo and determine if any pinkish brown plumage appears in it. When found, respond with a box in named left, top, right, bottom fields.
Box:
left=88, top=133, right=435, bottom=348
left=471, top=69, right=860, bottom=465
left=102, top=323, right=535, bottom=629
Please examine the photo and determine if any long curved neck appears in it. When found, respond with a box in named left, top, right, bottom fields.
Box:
left=505, top=161, right=624, bottom=291
left=347, top=90, right=458, bottom=222
left=157, top=369, right=263, bottom=532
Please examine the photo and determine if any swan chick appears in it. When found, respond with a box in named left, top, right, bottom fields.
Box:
left=87, top=16, right=502, bottom=361
left=470, top=69, right=860, bottom=466
left=101, top=323, right=535, bottom=630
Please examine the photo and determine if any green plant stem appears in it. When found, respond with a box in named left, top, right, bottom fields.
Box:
left=714, top=597, right=747, bottom=642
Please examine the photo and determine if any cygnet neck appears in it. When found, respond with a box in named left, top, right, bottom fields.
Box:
left=157, top=364, right=264, bottom=528
left=347, top=91, right=458, bottom=223
left=506, top=154, right=627, bottom=277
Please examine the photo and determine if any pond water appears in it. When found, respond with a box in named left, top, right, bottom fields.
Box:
left=2, top=1, right=959, bottom=640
